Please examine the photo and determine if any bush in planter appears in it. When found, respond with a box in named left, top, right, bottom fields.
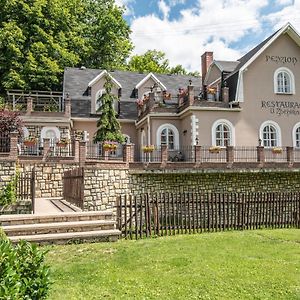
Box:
left=0, top=239, right=51, bottom=299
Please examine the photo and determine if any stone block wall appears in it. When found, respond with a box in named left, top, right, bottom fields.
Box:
left=84, top=167, right=129, bottom=211
left=129, top=171, right=300, bottom=195
left=21, top=162, right=78, bottom=198
left=0, top=162, right=16, bottom=189
left=83, top=168, right=300, bottom=212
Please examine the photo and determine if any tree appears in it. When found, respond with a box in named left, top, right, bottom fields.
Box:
left=127, top=50, right=170, bottom=74
left=93, top=75, right=124, bottom=143
left=82, top=0, right=133, bottom=70
left=0, top=0, right=85, bottom=93
left=127, top=50, right=198, bottom=76
left=0, top=0, right=132, bottom=94
left=0, top=109, right=23, bottom=136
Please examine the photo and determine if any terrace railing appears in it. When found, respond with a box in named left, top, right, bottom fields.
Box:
left=0, top=135, right=10, bottom=153
left=86, top=142, right=124, bottom=161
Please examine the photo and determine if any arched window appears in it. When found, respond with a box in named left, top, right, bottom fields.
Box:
left=260, top=121, right=281, bottom=148
left=161, top=128, right=175, bottom=149
left=156, top=124, right=179, bottom=150
left=292, top=122, right=300, bottom=148
left=274, top=67, right=295, bottom=94
left=295, top=127, right=300, bottom=148
left=212, top=119, right=234, bottom=146
left=40, top=127, right=60, bottom=146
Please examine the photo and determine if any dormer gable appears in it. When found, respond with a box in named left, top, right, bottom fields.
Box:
left=88, top=70, right=122, bottom=88
left=89, top=70, right=121, bottom=114
left=135, top=72, right=167, bottom=91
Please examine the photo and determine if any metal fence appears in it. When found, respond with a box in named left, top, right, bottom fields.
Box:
left=86, top=142, right=124, bottom=160
left=0, top=136, right=10, bottom=153
left=200, top=146, right=227, bottom=162
left=234, top=146, right=258, bottom=162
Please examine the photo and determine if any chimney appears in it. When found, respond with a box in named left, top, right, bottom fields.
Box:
left=201, top=51, right=213, bottom=86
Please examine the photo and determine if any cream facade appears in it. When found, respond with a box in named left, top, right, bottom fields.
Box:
left=17, top=23, right=300, bottom=154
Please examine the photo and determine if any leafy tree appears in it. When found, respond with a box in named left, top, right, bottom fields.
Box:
left=82, top=0, right=133, bottom=70
left=94, top=75, right=124, bottom=143
left=127, top=50, right=198, bottom=76
left=127, top=50, right=170, bottom=74
left=0, top=0, right=132, bottom=94
left=0, top=109, right=23, bottom=135
left=0, top=0, right=86, bottom=93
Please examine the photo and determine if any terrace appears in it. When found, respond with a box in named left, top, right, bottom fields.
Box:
left=1, top=132, right=299, bottom=169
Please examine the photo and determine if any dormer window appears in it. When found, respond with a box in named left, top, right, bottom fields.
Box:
left=274, top=67, right=295, bottom=95
left=95, top=89, right=105, bottom=112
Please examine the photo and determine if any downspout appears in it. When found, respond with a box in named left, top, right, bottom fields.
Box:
left=147, top=115, right=151, bottom=145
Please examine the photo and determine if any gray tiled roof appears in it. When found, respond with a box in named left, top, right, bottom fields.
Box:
left=225, top=27, right=281, bottom=100
left=64, top=67, right=200, bottom=119
left=214, top=60, right=239, bottom=72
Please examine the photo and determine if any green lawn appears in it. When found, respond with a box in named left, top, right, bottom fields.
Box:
left=46, top=229, right=300, bottom=300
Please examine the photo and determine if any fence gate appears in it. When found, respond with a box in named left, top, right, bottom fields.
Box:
left=63, top=167, right=84, bottom=209
left=17, top=167, right=36, bottom=213
left=117, top=192, right=300, bottom=240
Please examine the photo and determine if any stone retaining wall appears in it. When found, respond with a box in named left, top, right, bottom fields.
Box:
left=83, top=168, right=300, bottom=211
left=21, top=162, right=78, bottom=198
left=0, top=162, right=16, bottom=189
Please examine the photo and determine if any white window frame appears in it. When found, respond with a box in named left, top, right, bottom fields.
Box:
left=274, top=67, right=295, bottom=95
left=292, top=122, right=300, bottom=148
left=95, top=88, right=118, bottom=113
left=259, top=121, right=281, bottom=148
left=211, top=119, right=235, bottom=147
left=40, top=126, right=60, bottom=146
left=22, top=127, right=29, bottom=138
left=156, top=124, right=179, bottom=149
left=95, top=89, right=105, bottom=112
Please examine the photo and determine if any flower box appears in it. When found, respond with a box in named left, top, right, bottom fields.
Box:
left=24, top=140, right=36, bottom=147
left=209, top=146, right=221, bottom=154
left=272, top=147, right=283, bottom=154
left=56, top=142, right=68, bottom=148
left=103, top=141, right=118, bottom=151
left=142, top=145, right=155, bottom=153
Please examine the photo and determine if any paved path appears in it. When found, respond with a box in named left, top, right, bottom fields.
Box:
left=34, top=198, right=62, bottom=214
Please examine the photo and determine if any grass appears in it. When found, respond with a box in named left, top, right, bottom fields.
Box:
left=46, top=229, right=300, bottom=300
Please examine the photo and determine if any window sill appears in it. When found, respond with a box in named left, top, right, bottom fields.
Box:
left=275, top=92, right=294, bottom=95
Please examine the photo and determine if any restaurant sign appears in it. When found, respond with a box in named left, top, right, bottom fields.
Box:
left=261, top=100, right=300, bottom=116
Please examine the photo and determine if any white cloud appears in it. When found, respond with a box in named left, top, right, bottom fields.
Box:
left=276, top=0, right=293, bottom=5
left=158, top=0, right=170, bottom=19
left=265, top=0, right=300, bottom=31
left=131, top=0, right=269, bottom=72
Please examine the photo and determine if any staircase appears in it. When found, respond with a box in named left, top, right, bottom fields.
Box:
left=0, top=211, right=121, bottom=245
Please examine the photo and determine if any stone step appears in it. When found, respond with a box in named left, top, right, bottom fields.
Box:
left=3, top=220, right=116, bottom=236
left=9, top=229, right=121, bottom=245
left=0, top=211, right=114, bottom=226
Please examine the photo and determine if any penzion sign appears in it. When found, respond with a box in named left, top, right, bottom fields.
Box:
left=266, top=55, right=298, bottom=65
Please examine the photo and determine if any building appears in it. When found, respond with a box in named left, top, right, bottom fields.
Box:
left=10, top=22, right=300, bottom=157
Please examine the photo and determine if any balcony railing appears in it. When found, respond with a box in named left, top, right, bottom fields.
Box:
left=87, top=142, right=124, bottom=161
left=3, top=133, right=300, bottom=168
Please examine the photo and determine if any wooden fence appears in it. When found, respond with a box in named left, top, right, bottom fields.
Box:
left=63, top=168, right=84, bottom=209
left=116, top=192, right=300, bottom=239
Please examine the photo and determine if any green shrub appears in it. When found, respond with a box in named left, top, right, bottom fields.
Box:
left=0, top=239, right=50, bottom=299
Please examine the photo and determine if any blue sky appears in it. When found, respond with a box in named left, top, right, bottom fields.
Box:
left=115, top=0, right=300, bottom=72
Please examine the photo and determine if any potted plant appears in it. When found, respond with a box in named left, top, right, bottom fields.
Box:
left=142, top=145, right=155, bottom=153
left=209, top=146, right=221, bottom=153
left=272, top=147, right=283, bottom=154
left=103, top=141, right=118, bottom=151
left=24, top=136, right=37, bottom=147
left=56, top=138, right=69, bottom=147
